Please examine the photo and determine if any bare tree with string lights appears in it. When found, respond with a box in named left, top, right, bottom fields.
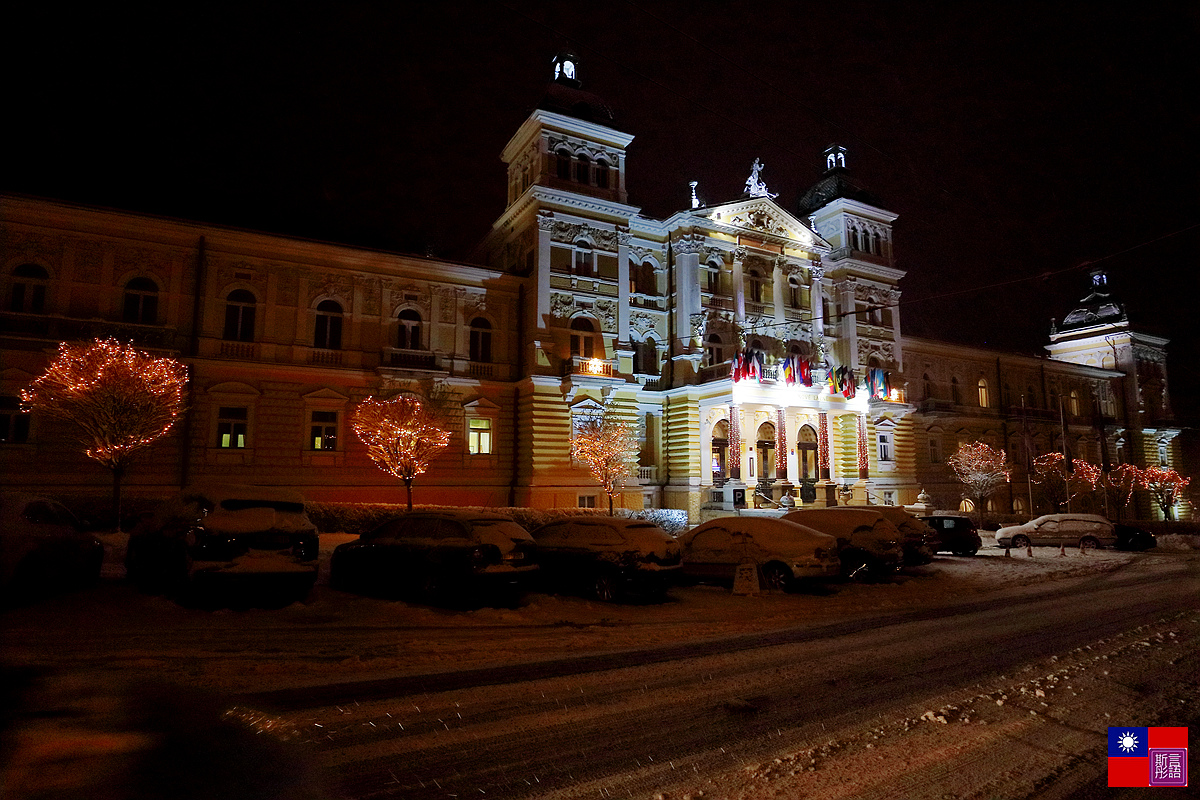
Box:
left=947, top=441, right=1010, bottom=525
left=20, top=338, right=188, bottom=529
left=570, top=403, right=640, bottom=515
left=352, top=390, right=453, bottom=511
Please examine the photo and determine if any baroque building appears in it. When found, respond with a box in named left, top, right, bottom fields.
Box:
left=0, top=53, right=1187, bottom=519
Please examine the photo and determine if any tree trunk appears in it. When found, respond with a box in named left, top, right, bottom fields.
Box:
left=112, top=464, right=126, bottom=532
left=608, top=493, right=614, bottom=515
left=404, top=478, right=414, bottom=512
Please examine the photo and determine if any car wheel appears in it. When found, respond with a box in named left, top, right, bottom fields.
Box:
left=761, top=563, right=791, bottom=593
left=592, top=570, right=619, bottom=603
left=1079, top=536, right=1101, bottom=551
left=1011, top=535, right=1030, bottom=549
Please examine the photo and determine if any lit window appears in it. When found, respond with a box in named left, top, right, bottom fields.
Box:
left=882, top=491, right=895, bottom=506
left=468, top=418, right=492, bottom=455
left=216, top=406, right=248, bottom=449
left=977, top=379, right=990, bottom=408
left=578, top=495, right=596, bottom=508
left=0, top=395, right=31, bottom=444
left=123, top=277, right=158, bottom=324
left=10, top=264, right=48, bottom=314
left=310, top=410, right=338, bottom=451
left=959, top=498, right=975, bottom=512
left=1068, top=390, right=1080, bottom=417
left=877, top=432, right=892, bottom=462
left=223, top=289, right=256, bottom=342
left=315, top=300, right=343, bottom=350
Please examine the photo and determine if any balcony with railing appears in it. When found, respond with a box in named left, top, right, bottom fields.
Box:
left=698, top=362, right=730, bottom=383
left=744, top=300, right=770, bottom=317
left=219, top=340, right=257, bottom=360
left=702, top=293, right=735, bottom=311
left=563, top=355, right=616, bottom=378
left=637, top=465, right=658, bottom=483
left=382, top=347, right=437, bottom=370
left=310, top=348, right=343, bottom=366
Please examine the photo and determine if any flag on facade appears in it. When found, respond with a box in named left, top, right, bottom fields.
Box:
left=783, top=355, right=796, bottom=386
left=799, top=358, right=812, bottom=387
left=1108, top=726, right=1188, bottom=787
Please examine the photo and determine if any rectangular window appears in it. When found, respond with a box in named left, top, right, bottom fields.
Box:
left=882, top=491, right=895, bottom=506
left=877, top=433, right=892, bottom=462
left=578, top=495, right=596, bottom=508
left=0, top=396, right=31, bottom=444
left=310, top=410, right=338, bottom=450
left=468, top=418, right=492, bottom=455
left=216, top=406, right=248, bottom=449
left=928, top=438, right=942, bottom=463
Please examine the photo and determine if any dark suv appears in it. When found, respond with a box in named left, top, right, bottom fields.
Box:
left=918, top=515, right=982, bottom=556
left=125, top=484, right=319, bottom=600
left=330, top=510, right=538, bottom=603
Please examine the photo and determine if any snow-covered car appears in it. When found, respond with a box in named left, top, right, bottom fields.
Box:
left=125, top=484, right=319, bottom=599
left=1114, top=523, right=1157, bottom=551
left=994, top=513, right=1116, bottom=550
left=918, top=514, right=983, bottom=556
left=330, top=509, right=538, bottom=603
left=826, top=505, right=936, bottom=565
left=679, top=517, right=840, bottom=591
left=0, top=492, right=103, bottom=600
left=529, top=517, right=681, bottom=602
left=781, top=508, right=904, bottom=579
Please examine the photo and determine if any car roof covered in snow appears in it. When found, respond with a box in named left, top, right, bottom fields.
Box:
left=1028, top=513, right=1113, bottom=525
left=680, top=516, right=835, bottom=546
left=781, top=508, right=899, bottom=537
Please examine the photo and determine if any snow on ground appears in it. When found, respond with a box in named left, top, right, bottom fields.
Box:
left=2, top=532, right=1175, bottom=697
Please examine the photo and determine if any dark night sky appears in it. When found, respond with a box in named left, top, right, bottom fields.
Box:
left=6, top=2, right=1198, bottom=419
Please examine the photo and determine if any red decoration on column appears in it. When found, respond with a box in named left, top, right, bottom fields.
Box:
left=857, top=414, right=870, bottom=479
left=776, top=407, right=788, bottom=479
left=818, top=411, right=830, bottom=480
left=728, top=406, right=741, bottom=480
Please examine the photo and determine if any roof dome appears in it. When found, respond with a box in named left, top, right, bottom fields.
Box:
left=796, top=145, right=886, bottom=214
left=536, top=48, right=618, bottom=126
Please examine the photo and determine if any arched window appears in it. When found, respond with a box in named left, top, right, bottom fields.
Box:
left=575, top=153, right=590, bottom=184
left=1068, top=390, right=1080, bottom=417
left=797, top=424, right=818, bottom=479
left=705, top=259, right=722, bottom=293
left=951, top=377, right=962, bottom=405
left=959, top=498, right=975, bottom=513
left=573, top=241, right=594, bottom=277
left=315, top=300, right=343, bottom=350
left=469, top=317, right=492, bottom=362
left=1013, top=496, right=1028, bottom=514
left=223, top=289, right=256, bottom=342
left=977, top=378, right=990, bottom=408
left=634, top=338, right=658, bottom=375
left=122, top=277, right=159, bottom=324
left=632, top=261, right=656, bottom=295
left=788, top=276, right=803, bottom=308
left=556, top=148, right=572, bottom=180
left=705, top=334, right=724, bottom=367
left=10, top=263, right=48, bottom=314
left=397, top=308, right=422, bottom=350
left=570, top=318, right=596, bottom=359
left=595, top=158, right=609, bottom=188
left=923, top=374, right=934, bottom=399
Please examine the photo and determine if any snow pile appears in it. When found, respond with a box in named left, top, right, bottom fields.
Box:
left=1156, top=534, right=1199, bottom=552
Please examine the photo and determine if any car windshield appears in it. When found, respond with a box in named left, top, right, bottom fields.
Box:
left=472, top=520, right=531, bottom=539
left=220, top=499, right=305, bottom=514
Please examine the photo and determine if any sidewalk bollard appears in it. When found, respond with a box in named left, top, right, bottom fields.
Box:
left=1058, top=543, right=1066, bottom=557
left=1079, top=542, right=1087, bottom=556
left=1004, top=547, right=1011, bottom=558
left=1026, top=545, right=1034, bottom=558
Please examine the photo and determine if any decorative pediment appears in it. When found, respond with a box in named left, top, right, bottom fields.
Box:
left=700, top=198, right=828, bottom=248
left=462, top=397, right=501, bottom=411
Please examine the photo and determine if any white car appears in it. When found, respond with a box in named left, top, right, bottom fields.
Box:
left=994, top=513, right=1116, bottom=550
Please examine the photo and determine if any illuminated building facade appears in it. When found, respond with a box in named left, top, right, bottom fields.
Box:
left=0, top=53, right=1187, bottom=519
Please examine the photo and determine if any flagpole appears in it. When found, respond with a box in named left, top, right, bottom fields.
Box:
left=1060, top=394, right=1070, bottom=513
left=1023, top=395, right=1034, bottom=518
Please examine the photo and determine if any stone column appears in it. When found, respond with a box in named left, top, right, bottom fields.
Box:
left=732, top=246, right=747, bottom=323
left=774, top=407, right=794, bottom=505
left=853, top=413, right=873, bottom=504
left=772, top=257, right=787, bottom=324
left=818, top=410, right=837, bottom=506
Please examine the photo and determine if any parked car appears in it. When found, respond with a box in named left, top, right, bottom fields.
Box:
left=826, top=505, right=935, bottom=565
left=125, top=484, right=319, bottom=599
left=679, top=517, right=840, bottom=591
left=530, top=517, right=681, bottom=601
left=918, top=514, right=983, bottom=556
left=1114, top=523, right=1157, bottom=552
left=0, top=492, right=103, bottom=600
left=994, top=513, right=1117, bottom=550
left=781, top=508, right=904, bottom=578
left=330, top=509, right=538, bottom=603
